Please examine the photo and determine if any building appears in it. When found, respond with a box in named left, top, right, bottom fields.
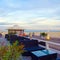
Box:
left=7, top=25, right=24, bottom=35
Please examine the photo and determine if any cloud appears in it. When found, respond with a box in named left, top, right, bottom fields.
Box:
left=0, top=9, right=60, bottom=30
left=0, top=17, right=7, bottom=22
left=0, top=0, right=60, bottom=30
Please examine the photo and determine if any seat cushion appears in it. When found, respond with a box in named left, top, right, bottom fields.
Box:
left=24, top=46, right=45, bottom=51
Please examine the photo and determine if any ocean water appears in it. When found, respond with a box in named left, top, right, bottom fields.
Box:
left=25, top=30, right=60, bottom=32
left=0, top=29, right=60, bottom=33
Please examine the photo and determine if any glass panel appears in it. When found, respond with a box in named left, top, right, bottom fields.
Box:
left=32, top=50, right=56, bottom=57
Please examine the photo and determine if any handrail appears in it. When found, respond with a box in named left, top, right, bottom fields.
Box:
left=30, top=37, right=60, bottom=54
left=32, top=37, right=60, bottom=46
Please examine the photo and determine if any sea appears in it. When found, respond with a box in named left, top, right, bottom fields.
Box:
left=0, top=29, right=60, bottom=33
left=25, top=30, right=60, bottom=32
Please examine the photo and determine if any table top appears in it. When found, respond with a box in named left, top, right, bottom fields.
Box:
left=31, top=50, right=57, bottom=57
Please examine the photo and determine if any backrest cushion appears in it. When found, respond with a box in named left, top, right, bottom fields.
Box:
left=20, top=40, right=38, bottom=48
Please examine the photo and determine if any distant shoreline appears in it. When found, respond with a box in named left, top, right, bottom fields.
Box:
left=1, top=30, right=60, bottom=38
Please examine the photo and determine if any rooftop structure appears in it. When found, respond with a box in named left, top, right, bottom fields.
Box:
left=7, top=25, right=24, bottom=35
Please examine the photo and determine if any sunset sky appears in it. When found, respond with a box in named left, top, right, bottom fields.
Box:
left=0, top=0, right=60, bottom=30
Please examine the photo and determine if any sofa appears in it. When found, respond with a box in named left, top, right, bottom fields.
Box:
left=19, top=40, right=45, bottom=56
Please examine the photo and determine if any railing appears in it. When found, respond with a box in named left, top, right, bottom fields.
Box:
left=31, top=37, right=60, bottom=54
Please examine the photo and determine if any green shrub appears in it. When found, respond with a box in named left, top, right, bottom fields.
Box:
left=40, top=32, right=47, bottom=37
left=0, top=41, right=24, bottom=60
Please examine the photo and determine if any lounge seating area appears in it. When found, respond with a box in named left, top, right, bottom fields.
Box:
left=5, top=34, right=45, bottom=55
left=5, top=34, right=58, bottom=60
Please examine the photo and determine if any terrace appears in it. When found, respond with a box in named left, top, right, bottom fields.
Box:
left=2, top=34, right=59, bottom=60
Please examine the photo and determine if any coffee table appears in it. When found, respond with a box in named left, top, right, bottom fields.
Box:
left=31, top=50, right=57, bottom=60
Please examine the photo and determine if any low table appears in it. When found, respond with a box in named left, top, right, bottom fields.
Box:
left=31, top=50, right=57, bottom=60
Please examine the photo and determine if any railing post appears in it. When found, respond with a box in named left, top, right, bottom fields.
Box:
left=29, top=32, right=32, bottom=40
left=46, top=41, right=49, bottom=50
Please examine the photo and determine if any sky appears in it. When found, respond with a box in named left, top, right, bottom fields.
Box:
left=0, top=0, right=60, bottom=31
